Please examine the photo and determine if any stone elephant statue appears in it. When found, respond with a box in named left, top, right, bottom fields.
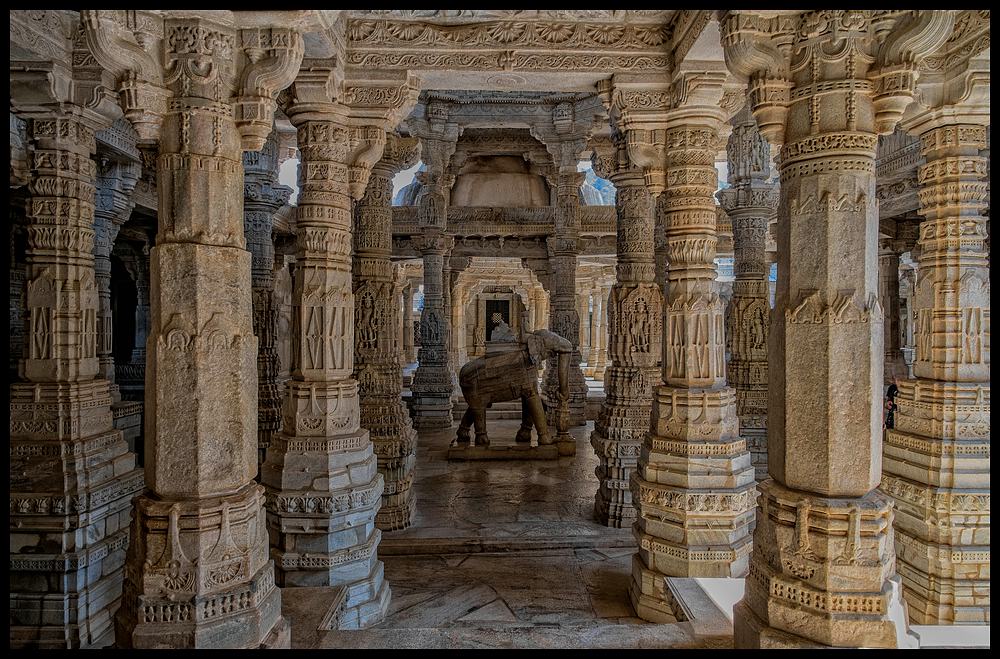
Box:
left=454, top=328, right=572, bottom=448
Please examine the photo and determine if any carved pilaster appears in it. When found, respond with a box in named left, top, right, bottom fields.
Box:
left=353, top=134, right=421, bottom=531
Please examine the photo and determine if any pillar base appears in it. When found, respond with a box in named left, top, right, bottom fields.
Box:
left=114, top=483, right=283, bottom=649
left=737, top=480, right=914, bottom=648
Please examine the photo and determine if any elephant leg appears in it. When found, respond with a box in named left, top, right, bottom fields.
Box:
left=526, top=392, right=549, bottom=446
left=515, top=396, right=533, bottom=444
left=473, top=405, right=489, bottom=447
left=454, top=406, right=475, bottom=447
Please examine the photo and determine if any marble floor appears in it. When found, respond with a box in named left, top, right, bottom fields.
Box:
left=285, top=419, right=734, bottom=648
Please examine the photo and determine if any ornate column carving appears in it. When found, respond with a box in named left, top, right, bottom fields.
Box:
left=410, top=117, right=460, bottom=429
left=589, top=130, right=662, bottom=528
left=402, top=283, right=415, bottom=363
left=883, top=39, right=990, bottom=623
left=411, top=230, right=456, bottom=429
left=85, top=14, right=306, bottom=648
left=353, top=133, right=421, bottom=531
left=244, top=129, right=292, bottom=465
left=721, top=8, right=957, bottom=647
left=717, top=107, right=778, bottom=481
left=9, top=94, right=144, bottom=647
left=607, top=74, right=755, bottom=623
left=578, top=286, right=593, bottom=366
left=94, top=122, right=140, bottom=402
left=878, top=239, right=906, bottom=383
left=261, top=61, right=417, bottom=629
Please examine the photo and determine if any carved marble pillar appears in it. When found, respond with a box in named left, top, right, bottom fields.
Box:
left=878, top=241, right=908, bottom=383
left=411, top=231, right=456, bottom=429
left=260, top=110, right=390, bottom=627
left=578, top=287, right=592, bottom=367
left=402, top=283, right=415, bottom=363
left=719, top=8, right=957, bottom=647
left=244, top=131, right=291, bottom=465
left=353, top=134, right=420, bottom=531
left=630, top=108, right=756, bottom=624
left=94, top=149, right=139, bottom=402
left=9, top=212, right=28, bottom=379
left=110, top=18, right=304, bottom=649
left=591, top=282, right=610, bottom=380
left=898, top=256, right=916, bottom=379
left=717, top=109, right=778, bottom=481
left=591, top=153, right=662, bottom=528
left=884, top=113, right=990, bottom=624
left=9, top=108, right=144, bottom=649
left=542, top=174, right=589, bottom=430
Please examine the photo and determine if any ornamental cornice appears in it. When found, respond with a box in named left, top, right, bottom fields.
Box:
left=346, top=19, right=671, bottom=53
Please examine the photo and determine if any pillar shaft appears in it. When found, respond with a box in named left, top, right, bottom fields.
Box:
left=592, top=170, right=662, bottom=528
left=878, top=244, right=906, bottom=383
left=353, top=137, right=420, bottom=531
left=631, top=116, right=756, bottom=625
left=11, top=110, right=143, bottom=649
left=115, top=19, right=286, bottom=649
left=260, top=114, right=390, bottom=628
left=883, top=119, right=990, bottom=624
left=93, top=154, right=139, bottom=401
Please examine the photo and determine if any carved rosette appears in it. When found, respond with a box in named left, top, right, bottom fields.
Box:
left=630, top=117, right=757, bottom=623
left=354, top=134, right=421, bottom=530
left=883, top=112, right=990, bottom=623
left=591, top=168, right=662, bottom=528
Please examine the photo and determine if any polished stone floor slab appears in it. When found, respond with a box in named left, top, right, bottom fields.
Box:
left=288, top=418, right=738, bottom=648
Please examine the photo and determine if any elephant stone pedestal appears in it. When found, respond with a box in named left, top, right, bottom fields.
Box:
left=447, top=443, right=560, bottom=461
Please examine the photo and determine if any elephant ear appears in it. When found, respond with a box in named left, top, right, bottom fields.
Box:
left=526, top=332, right=545, bottom=366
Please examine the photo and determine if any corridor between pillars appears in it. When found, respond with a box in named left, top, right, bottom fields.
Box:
left=353, top=134, right=422, bottom=531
